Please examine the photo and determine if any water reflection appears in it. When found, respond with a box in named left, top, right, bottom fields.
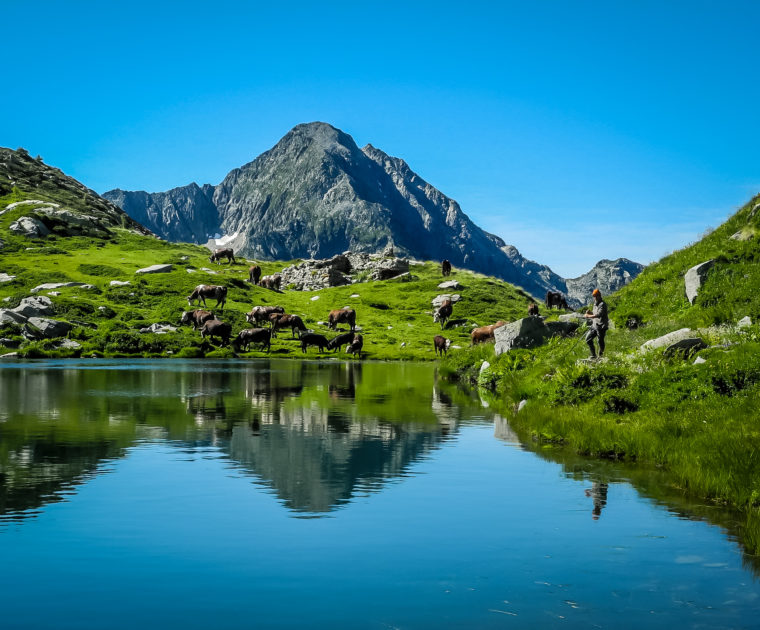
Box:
left=0, top=360, right=461, bottom=521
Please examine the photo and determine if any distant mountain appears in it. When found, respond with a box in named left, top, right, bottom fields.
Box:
left=103, top=122, right=642, bottom=302
left=565, top=258, right=645, bottom=306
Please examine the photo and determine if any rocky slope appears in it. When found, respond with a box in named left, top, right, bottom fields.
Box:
left=565, top=258, right=644, bottom=306
left=102, top=122, right=642, bottom=301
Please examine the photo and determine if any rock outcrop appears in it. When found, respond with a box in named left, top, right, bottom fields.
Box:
left=684, top=260, right=715, bottom=305
left=565, top=258, right=645, bottom=307
left=494, top=317, right=578, bottom=355
left=10, top=216, right=49, bottom=238
left=641, top=328, right=696, bottom=351
left=135, top=264, right=173, bottom=274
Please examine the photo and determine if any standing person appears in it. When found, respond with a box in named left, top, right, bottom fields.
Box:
left=584, top=289, right=608, bottom=358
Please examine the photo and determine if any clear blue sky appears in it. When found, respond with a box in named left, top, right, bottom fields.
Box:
left=3, top=1, right=759, bottom=276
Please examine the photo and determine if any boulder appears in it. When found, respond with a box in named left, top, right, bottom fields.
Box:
left=139, top=323, right=177, bottom=334
left=37, top=207, right=103, bottom=232
left=479, top=360, right=491, bottom=374
left=0, top=309, right=28, bottom=325
left=684, top=260, right=715, bottom=305
left=0, top=352, right=20, bottom=359
left=737, top=316, right=752, bottom=329
left=663, top=338, right=707, bottom=358
left=641, top=328, right=695, bottom=351
left=136, top=264, right=173, bottom=274
left=693, top=356, right=707, bottom=365
left=729, top=230, right=753, bottom=241
left=494, top=317, right=550, bottom=354
left=0, top=273, right=15, bottom=283
left=25, top=317, right=71, bottom=339
left=9, top=216, right=50, bottom=238
left=12, top=296, right=54, bottom=318
left=438, top=280, right=462, bottom=290
left=30, top=282, right=92, bottom=294
left=544, top=320, right=579, bottom=337
left=57, top=339, right=82, bottom=350
left=109, top=280, right=132, bottom=287
left=370, top=257, right=410, bottom=280
left=432, top=294, right=462, bottom=308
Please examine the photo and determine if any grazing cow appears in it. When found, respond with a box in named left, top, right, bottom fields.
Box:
left=328, top=308, right=356, bottom=331
left=180, top=309, right=215, bottom=330
left=545, top=291, right=569, bottom=310
left=200, top=319, right=232, bottom=346
left=246, top=305, right=285, bottom=326
left=248, top=265, right=262, bottom=284
left=346, top=334, right=364, bottom=357
left=470, top=321, right=507, bottom=345
left=234, top=327, right=271, bottom=352
left=433, top=299, right=453, bottom=330
left=209, top=248, right=235, bottom=264
left=528, top=302, right=540, bottom=317
left=300, top=332, right=329, bottom=353
left=187, top=284, right=227, bottom=309
left=327, top=331, right=355, bottom=353
left=259, top=274, right=282, bottom=290
left=441, top=259, right=452, bottom=277
left=271, top=313, right=307, bottom=338
left=433, top=335, right=451, bottom=356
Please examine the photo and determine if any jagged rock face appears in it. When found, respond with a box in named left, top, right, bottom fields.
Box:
left=105, top=183, right=217, bottom=243
left=565, top=258, right=644, bottom=307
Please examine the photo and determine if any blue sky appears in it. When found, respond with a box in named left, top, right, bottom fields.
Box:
left=3, top=1, right=759, bottom=276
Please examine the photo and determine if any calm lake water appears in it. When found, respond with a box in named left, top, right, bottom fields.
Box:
left=0, top=359, right=758, bottom=629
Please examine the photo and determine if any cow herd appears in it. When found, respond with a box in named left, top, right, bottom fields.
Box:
left=180, top=254, right=572, bottom=359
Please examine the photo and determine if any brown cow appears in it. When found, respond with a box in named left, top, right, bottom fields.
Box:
left=187, top=285, right=227, bottom=309
left=180, top=309, right=215, bottom=330
left=471, top=321, right=507, bottom=345
left=434, top=335, right=451, bottom=356
left=260, top=274, right=282, bottom=290
left=528, top=302, right=540, bottom=317
left=271, top=313, right=308, bottom=338
left=234, top=327, right=271, bottom=352
left=346, top=334, right=364, bottom=357
left=210, top=248, right=235, bottom=264
left=433, top=299, right=453, bottom=330
left=248, top=265, right=262, bottom=284
left=441, top=259, right=452, bottom=276
left=200, top=319, right=232, bottom=346
left=247, top=305, right=285, bottom=326
left=328, top=308, right=356, bottom=331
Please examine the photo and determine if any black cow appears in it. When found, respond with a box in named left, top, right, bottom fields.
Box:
left=545, top=291, right=569, bottom=310
left=327, top=331, right=355, bottom=352
left=300, top=333, right=329, bottom=353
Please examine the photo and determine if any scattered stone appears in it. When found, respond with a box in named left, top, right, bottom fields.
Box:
left=135, top=264, right=173, bottom=274
left=310, top=295, right=321, bottom=301
left=641, top=328, right=694, bottom=351
left=730, top=230, right=753, bottom=241
left=25, top=317, right=72, bottom=339
left=186, top=268, right=197, bottom=273
left=0, top=309, right=28, bottom=325
left=684, top=260, right=715, bottom=305
left=663, top=338, right=707, bottom=358
left=438, top=280, right=462, bottom=290
left=12, top=296, right=54, bottom=318
left=737, top=315, right=752, bottom=328
left=387, top=325, right=393, bottom=330
left=0, top=273, right=16, bottom=283
left=451, top=345, right=462, bottom=350
left=30, top=282, right=92, bottom=294
left=47, top=291, right=60, bottom=296
left=480, top=360, right=491, bottom=374
left=432, top=294, right=462, bottom=308
left=693, top=356, right=707, bottom=365
left=139, top=323, right=177, bottom=334
left=400, top=342, right=406, bottom=348
left=180, top=255, right=189, bottom=260
left=98, top=306, right=107, bottom=312
left=517, top=399, right=528, bottom=413
left=2, top=297, right=10, bottom=302
left=350, top=294, right=360, bottom=298
left=9, top=216, right=50, bottom=238
left=56, top=339, right=82, bottom=350
left=0, top=352, right=20, bottom=359
left=109, top=280, right=131, bottom=286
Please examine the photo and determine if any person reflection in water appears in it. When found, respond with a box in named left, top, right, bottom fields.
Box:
left=585, top=482, right=608, bottom=520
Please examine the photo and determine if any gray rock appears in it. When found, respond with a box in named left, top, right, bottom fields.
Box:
left=136, top=264, right=173, bottom=274
left=479, top=360, right=491, bottom=374
left=369, top=257, right=410, bottom=281
left=432, top=294, right=461, bottom=308
left=663, top=338, right=707, bottom=358
left=544, top=320, right=579, bottom=337
left=12, top=296, right=54, bottom=318
left=737, top=316, right=752, bottom=328
left=0, top=273, right=15, bottom=283
left=280, top=261, right=351, bottom=290
left=30, top=282, right=91, bottom=294
left=684, top=260, right=715, bottom=305
left=0, top=309, right=28, bottom=325
left=730, top=230, right=753, bottom=241
left=0, top=352, right=20, bottom=359
left=517, top=399, right=528, bottom=413
left=310, top=295, right=320, bottom=301
left=3, top=199, right=59, bottom=212
left=109, top=280, right=132, bottom=286
left=38, top=207, right=103, bottom=231
left=693, top=356, right=707, bottom=365
left=139, top=323, right=177, bottom=334
left=47, top=291, right=60, bottom=296
left=350, top=294, right=360, bottom=298
left=641, top=328, right=694, bottom=351
left=494, top=317, right=548, bottom=354
left=564, top=258, right=644, bottom=308
left=438, top=280, right=462, bottom=290
left=57, top=339, right=82, bottom=350
left=26, top=317, right=71, bottom=339
left=559, top=312, right=586, bottom=324
left=9, top=216, right=50, bottom=238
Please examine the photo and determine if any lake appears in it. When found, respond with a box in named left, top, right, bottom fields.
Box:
left=0, top=359, right=758, bottom=629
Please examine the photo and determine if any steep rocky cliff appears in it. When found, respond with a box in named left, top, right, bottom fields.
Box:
left=565, top=258, right=645, bottom=306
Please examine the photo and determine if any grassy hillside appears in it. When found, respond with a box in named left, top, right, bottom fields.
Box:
left=0, top=188, right=537, bottom=360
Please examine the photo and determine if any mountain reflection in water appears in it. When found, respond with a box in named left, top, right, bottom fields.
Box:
left=0, top=360, right=461, bottom=521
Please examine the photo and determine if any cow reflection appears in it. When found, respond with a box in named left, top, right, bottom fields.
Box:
left=586, top=482, right=609, bottom=520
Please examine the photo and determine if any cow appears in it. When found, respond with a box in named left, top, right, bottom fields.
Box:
left=545, top=291, right=569, bottom=310
left=327, top=331, right=355, bottom=353
left=209, top=248, right=235, bottom=264
left=200, top=319, right=232, bottom=346
left=471, top=321, right=507, bottom=345
left=300, top=332, right=329, bottom=353
left=259, top=274, right=282, bottom=290
left=528, top=302, right=540, bottom=317
left=271, top=313, right=307, bottom=338
left=180, top=309, right=215, bottom=330
left=246, top=305, right=285, bottom=326
left=433, top=299, right=453, bottom=330
left=233, top=327, right=271, bottom=352
left=187, top=285, right=227, bottom=310
left=346, top=334, right=364, bottom=357
left=441, top=259, right=452, bottom=276
left=248, top=265, right=262, bottom=285
left=433, top=335, right=451, bottom=356
left=328, top=308, right=356, bottom=331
